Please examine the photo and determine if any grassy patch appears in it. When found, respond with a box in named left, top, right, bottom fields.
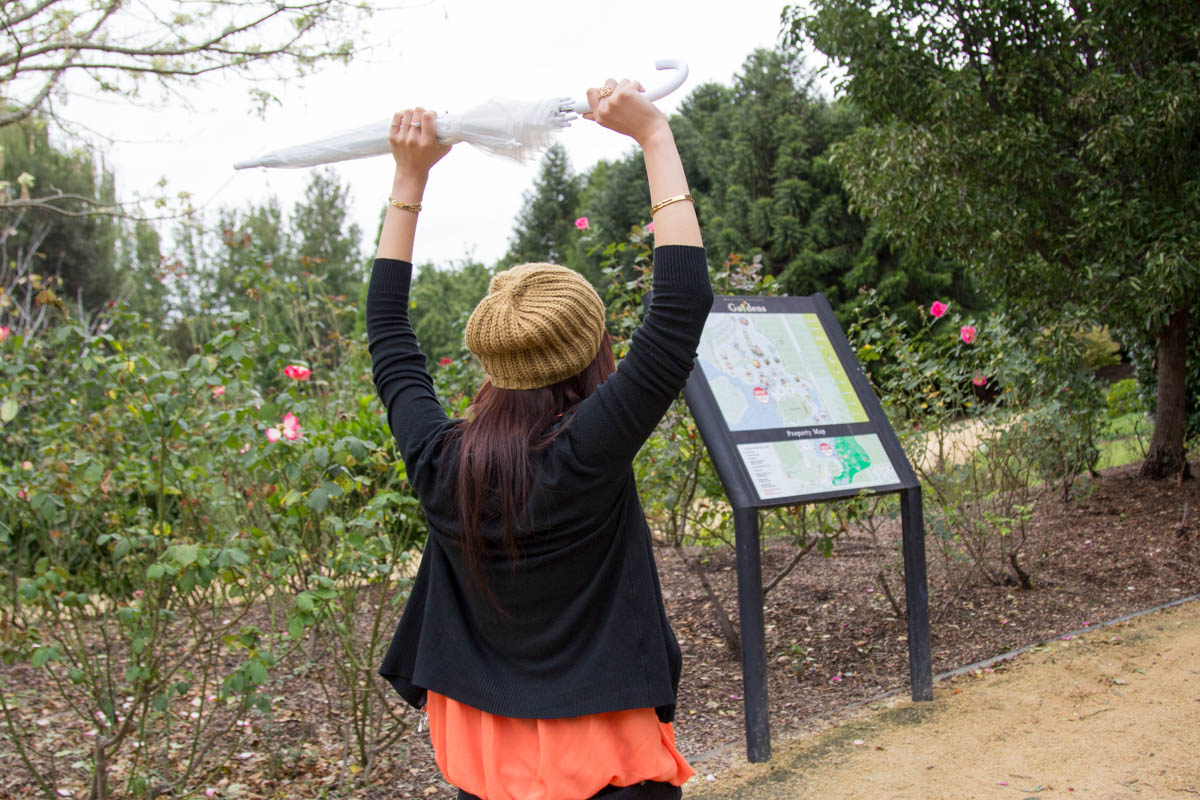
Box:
left=1096, top=412, right=1152, bottom=470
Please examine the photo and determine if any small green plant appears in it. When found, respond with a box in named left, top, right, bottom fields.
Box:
left=1105, top=378, right=1145, bottom=419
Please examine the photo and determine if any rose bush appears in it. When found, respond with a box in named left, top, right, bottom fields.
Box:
left=0, top=265, right=424, bottom=798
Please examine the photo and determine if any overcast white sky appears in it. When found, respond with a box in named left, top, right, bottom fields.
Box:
left=63, top=0, right=799, bottom=268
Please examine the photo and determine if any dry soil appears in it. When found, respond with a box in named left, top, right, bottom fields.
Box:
left=684, top=598, right=1200, bottom=799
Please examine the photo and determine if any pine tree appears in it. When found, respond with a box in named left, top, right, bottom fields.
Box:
left=291, top=169, right=363, bottom=298
left=504, top=144, right=582, bottom=269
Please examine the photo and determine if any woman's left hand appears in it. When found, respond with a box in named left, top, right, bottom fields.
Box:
left=389, top=107, right=452, bottom=179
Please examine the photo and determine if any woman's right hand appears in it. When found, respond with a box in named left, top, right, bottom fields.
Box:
left=584, top=79, right=671, bottom=147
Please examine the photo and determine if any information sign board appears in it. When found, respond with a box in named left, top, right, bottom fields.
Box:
left=679, top=293, right=931, bottom=764
left=685, top=294, right=916, bottom=507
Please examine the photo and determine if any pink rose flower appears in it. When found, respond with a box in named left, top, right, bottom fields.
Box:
left=929, top=301, right=948, bottom=318
left=22, top=460, right=32, bottom=471
left=211, top=385, right=226, bottom=398
left=281, top=412, right=302, bottom=441
left=574, top=217, right=589, bottom=230
left=283, top=364, right=312, bottom=381
left=0, top=326, right=10, bottom=342
left=265, top=427, right=282, bottom=443
left=960, top=325, right=977, bottom=344
left=972, top=374, right=987, bottom=387
left=646, top=222, right=654, bottom=234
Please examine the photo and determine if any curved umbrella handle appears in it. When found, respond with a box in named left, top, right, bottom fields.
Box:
left=571, top=58, right=689, bottom=114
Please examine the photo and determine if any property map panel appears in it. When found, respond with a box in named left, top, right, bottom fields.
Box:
left=736, top=435, right=900, bottom=500
left=696, top=313, right=867, bottom=432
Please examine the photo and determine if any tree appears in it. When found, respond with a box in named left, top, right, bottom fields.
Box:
left=409, top=259, right=494, bottom=364
left=576, top=48, right=976, bottom=321
left=504, top=143, right=583, bottom=270
left=0, top=0, right=370, bottom=130
left=185, top=171, right=364, bottom=350
left=1, top=0, right=373, bottom=222
left=291, top=169, right=363, bottom=298
left=0, top=116, right=120, bottom=310
left=787, top=0, right=1199, bottom=478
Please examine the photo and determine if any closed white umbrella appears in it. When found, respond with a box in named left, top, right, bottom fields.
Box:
left=233, top=59, right=689, bottom=169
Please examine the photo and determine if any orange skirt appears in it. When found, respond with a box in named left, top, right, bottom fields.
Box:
left=425, top=691, right=694, bottom=800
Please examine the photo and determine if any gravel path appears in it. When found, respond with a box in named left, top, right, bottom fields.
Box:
left=683, top=598, right=1200, bottom=799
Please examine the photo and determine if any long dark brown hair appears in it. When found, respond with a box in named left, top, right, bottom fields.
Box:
left=453, top=331, right=616, bottom=606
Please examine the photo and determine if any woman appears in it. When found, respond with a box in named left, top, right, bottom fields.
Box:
left=366, top=77, right=713, bottom=800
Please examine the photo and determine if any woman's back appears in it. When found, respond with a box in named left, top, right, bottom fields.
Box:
left=365, top=78, right=710, bottom=800
left=372, top=245, right=713, bottom=721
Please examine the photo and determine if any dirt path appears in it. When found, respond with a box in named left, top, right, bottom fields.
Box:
left=684, top=599, right=1200, bottom=799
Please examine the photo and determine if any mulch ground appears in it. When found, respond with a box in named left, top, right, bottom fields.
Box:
left=1, top=462, right=1196, bottom=799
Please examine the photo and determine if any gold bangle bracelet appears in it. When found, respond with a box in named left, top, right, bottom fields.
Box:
left=649, top=193, right=694, bottom=216
left=387, top=198, right=422, bottom=214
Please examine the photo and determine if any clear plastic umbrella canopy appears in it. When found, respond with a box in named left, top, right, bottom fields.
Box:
left=233, top=59, right=689, bottom=169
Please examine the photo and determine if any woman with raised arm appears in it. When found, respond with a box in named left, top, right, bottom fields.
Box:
left=366, top=77, right=712, bottom=800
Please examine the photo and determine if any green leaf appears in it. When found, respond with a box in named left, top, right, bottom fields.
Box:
left=0, top=398, right=18, bottom=423
left=305, top=486, right=330, bottom=512
left=247, top=661, right=269, bottom=686
left=31, top=647, right=59, bottom=668
left=146, top=564, right=165, bottom=580
left=173, top=544, right=198, bottom=566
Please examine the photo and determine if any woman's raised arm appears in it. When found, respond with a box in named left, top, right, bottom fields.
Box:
left=584, top=79, right=702, bottom=248
left=376, top=107, right=452, bottom=262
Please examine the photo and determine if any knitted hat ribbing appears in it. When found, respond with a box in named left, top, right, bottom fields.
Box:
left=465, top=263, right=607, bottom=390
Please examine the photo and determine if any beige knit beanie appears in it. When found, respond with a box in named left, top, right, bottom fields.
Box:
left=465, top=263, right=607, bottom=390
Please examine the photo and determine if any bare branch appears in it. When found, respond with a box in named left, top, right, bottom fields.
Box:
left=2, top=0, right=67, bottom=30
left=0, top=0, right=121, bottom=127
left=0, top=0, right=372, bottom=128
left=2, top=2, right=299, bottom=65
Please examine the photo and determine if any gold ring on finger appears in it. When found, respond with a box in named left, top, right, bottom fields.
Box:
left=597, top=86, right=614, bottom=98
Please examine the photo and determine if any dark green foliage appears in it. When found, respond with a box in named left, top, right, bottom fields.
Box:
left=574, top=154, right=650, bottom=281
left=170, top=170, right=365, bottom=357
left=116, top=219, right=167, bottom=322
left=787, top=0, right=1199, bottom=474
left=0, top=117, right=120, bottom=310
left=292, top=169, right=364, bottom=298
left=575, top=49, right=977, bottom=323
left=503, top=143, right=584, bottom=271
left=408, top=259, right=494, bottom=364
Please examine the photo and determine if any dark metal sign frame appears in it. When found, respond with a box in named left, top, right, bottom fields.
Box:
left=680, top=293, right=932, bottom=762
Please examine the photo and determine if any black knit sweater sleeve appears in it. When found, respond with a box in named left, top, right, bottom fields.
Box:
left=566, top=245, right=713, bottom=468
left=365, top=258, right=451, bottom=470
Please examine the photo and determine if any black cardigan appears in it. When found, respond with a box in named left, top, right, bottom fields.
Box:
left=367, top=245, right=713, bottom=722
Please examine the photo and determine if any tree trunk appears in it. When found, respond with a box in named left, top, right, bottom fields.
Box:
left=1141, top=307, right=1193, bottom=480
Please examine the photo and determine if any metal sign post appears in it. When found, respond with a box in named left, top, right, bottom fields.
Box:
left=681, top=293, right=932, bottom=763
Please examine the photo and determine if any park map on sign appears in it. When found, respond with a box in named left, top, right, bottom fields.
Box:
left=696, top=312, right=900, bottom=500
